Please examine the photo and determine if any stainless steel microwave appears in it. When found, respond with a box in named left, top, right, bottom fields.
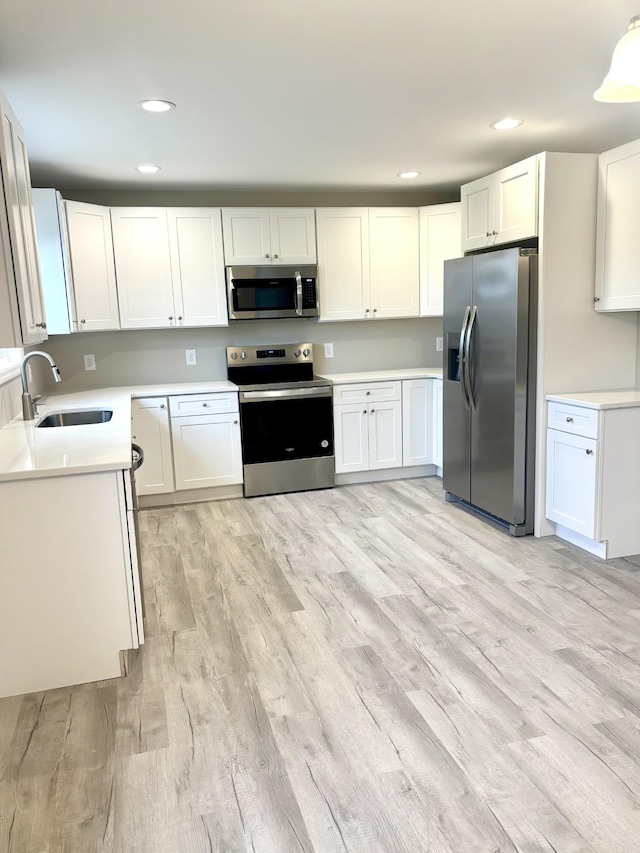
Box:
left=226, top=265, right=319, bottom=320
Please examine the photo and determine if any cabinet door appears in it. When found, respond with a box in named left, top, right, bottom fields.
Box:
left=167, top=208, right=227, bottom=327
left=32, top=189, right=75, bottom=335
left=111, top=208, right=175, bottom=329
left=369, top=208, right=420, bottom=319
left=494, top=155, right=538, bottom=244
left=221, top=208, right=271, bottom=264
left=432, top=379, right=443, bottom=468
left=66, top=201, right=120, bottom=331
left=131, top=398, right=175, bottom=495
left=595, top=138, right=640, bottom=311
left=0, top=93, right=46, bottom=345
left=402, top=379, right=433, bottom=467
left=269, top=208, right=316, bottom=264
left=419, top=203, right=461, bottom=317
left=546, top=429, right=599, bottom=538
left=369, top=400, right=403, bottom=470
left=461, top=174, right=494, bottom=251
left=334, top=403, right=369, bottom=473
left=172, top=413, right=242, bottom=490
left=316, top=208, right=370, bottom=321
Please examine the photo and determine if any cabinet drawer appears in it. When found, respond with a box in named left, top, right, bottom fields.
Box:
left=547, top=401, right=599, bottom=439
left=169, top=392, right=239, bottom=417
left=333, top=381, right=402, bottom=405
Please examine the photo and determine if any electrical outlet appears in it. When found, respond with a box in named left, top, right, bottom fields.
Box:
left=185, top=349, right=197, bottom=366
left=324, top=342, right=334, bottom=358
left=436, top=337, right=443, bottom=352
left=83, top=353, right=96, bottom=371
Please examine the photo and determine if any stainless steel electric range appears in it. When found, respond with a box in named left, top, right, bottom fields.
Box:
left=226, top=343, right=335, bottom=498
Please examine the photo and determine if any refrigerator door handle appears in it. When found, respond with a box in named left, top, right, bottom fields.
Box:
left=459, top=305, right=471, bottom=409
left=464, top=304, right=478, bottom=409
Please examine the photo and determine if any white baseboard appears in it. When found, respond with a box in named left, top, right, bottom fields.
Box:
left=336, top=464, right=437, bottom=486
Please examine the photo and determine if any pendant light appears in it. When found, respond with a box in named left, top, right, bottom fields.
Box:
left=594, top=15, right=640, bottom=102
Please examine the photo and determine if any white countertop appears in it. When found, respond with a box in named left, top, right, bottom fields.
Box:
left=0, top=381, right=237, bottom=483
left=546, top=388, right=640, bottom=410
left=319, top=367, right=443, bottom=384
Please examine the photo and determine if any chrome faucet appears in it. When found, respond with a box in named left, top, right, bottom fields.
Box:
left=20, top=351, right=62, bottom=420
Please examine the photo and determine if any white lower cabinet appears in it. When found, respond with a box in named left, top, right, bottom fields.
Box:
left=0, top=469, right=141, bottom=698
left=131, top=397, right=175, bottom=495
left=402, top=378, right=434, bottom=466
left=432, top=379, right=443, bottom=468
left=170, top=392, right=242, bottom=490
left=334, top=381, right=403, bottom=474
left=545, top=400, right=640, bottom=558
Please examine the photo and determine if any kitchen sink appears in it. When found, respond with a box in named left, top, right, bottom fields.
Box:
left=36, top=409, right=114, bottom=427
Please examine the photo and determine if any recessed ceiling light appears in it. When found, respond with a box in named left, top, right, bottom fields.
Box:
left=489, top=118, right=523, bottom=131
left=397, top=170, right=421, bottom=179
left=136, top=163, right=162, bottom=174
left=138, top=99, right=176, bottom=113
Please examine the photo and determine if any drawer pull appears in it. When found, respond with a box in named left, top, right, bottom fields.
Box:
left=566, top=416, right=573, bottom=423
left=366, top=391, right=371, bottom=396
left=203, top=402, right=208, bottom=407
left=160, top=404, right=165, bottom=409
left=586, top=449, right=593, bottom=455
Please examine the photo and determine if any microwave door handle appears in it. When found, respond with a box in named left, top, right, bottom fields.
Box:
left=295, top=271, right=303, bottom=316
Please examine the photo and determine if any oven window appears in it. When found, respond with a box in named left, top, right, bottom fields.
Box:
left=240, top=397, right=334, bottom=464
left=233, top=281, right=296, bottom=312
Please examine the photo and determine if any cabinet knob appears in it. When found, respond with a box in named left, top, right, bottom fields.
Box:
left=365, top=308, right=370, bottom=313
left=566, top=417, right=573, bottom=423
left=371, top=408, right=375, bottom=413
left=177, top=315, right=183, bottom=321
left=160, top=404, right=165, bottom=409
left=586, top=449, right=593, bottom=455
left=203, top=402, right=208, bottom=407
left=234, top=419, right=238, bottom=424
left=486, top=232, right=490, bottom=237
left=492, top=230, right=498, bottom=236
left=593, top=296, right=600, bottom=303
left=366, top=391, right=371, bottom=395
left=169, top=315, right=173, bottom=320
left=373, top=308, right=377, bottom=314
left=81, top=319, right=86, bottom=324
left=265, top=253, right=270, bottom=259
left=362, top=409, right=367, bottom=414
left=36, top=321, right=47, bottom=329
left=273, top=253, right=279, bottom=259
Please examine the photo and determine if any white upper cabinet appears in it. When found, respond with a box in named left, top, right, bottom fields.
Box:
left=0, top=89, right=47, bottom=346
left=111, top=208, right=175, bottom=329
left=316, top=208, right=419, bottom=322
left=222, top=208, right=316, bottom=265
left=111, top=207, right=227, bottom=330
left=167, top=208, right=227, bottom=327
left=369, top=208, right=420, bottom=319
left=595, top=138, right=640, bottom=312
left=419, top=203, right=462, bottom=317
left=461, top=155, right=538, bottom=251
left=316, top=208, right=369, bottom=322
left=66, top=200, right=120, bottom=331
left=32, top=189, right=76, bottom=335
left=33, top=193, right=120, bottom=334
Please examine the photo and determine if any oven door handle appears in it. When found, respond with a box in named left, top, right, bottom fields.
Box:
left=295, top=271, right=303, bottom=316
left=240, top=386, right=332, bottom=402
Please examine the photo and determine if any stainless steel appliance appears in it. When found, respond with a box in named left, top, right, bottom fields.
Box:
left=227, top=343, right=334, bottom=497
left=226, top=265, right=319, bottom=320
left=443, top=247, right=537, bottom=535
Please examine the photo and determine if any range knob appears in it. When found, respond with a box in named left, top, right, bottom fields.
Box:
left=230, top=351, right=238, bottom=360
left=293, top=348, right=302, bottom=358
left=240, top=351, right=247, bottom=359
left=303, top=347, right=310, bottom=357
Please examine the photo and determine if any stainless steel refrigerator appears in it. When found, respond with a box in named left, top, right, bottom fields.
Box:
left=442, top=247, right=537, bottom=535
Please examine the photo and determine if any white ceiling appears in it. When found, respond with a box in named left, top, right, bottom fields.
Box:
left=1, top=0, right=640, bottom=195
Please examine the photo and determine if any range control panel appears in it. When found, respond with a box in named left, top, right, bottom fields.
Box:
left=226, top=343, right=313, bottom=367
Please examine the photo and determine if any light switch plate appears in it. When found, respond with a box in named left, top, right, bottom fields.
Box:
left=185, top=349, right=197, bottom=366
left=324, top=342, right=334, bottom=358
left=83, top=353, right=96, bottom=371
left=436, top=337, right=443, bottom=352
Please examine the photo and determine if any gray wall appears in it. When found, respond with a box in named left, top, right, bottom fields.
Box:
left=41, top=317, right=443, bottom=392
left=58, top=188, right=458, bottom=207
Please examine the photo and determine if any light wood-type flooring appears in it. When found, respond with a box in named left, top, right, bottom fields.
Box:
left=3, top=477, right=640, bottom=852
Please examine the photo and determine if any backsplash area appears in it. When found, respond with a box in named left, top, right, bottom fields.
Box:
left=41, top=317, right=443, bottom=393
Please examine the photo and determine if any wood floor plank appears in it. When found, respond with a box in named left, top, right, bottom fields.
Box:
left=4, top=477, right=640, bottom=851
